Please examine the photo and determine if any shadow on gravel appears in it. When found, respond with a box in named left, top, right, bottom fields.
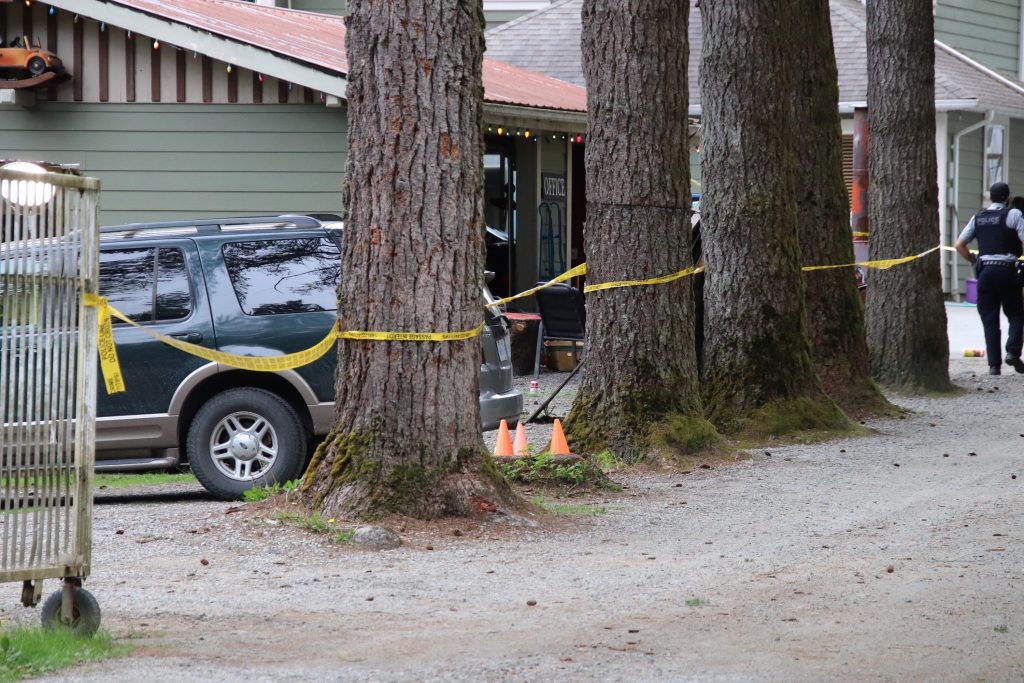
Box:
left=94, top=490, right=217, bottom=505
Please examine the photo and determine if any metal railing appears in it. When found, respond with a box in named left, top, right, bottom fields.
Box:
left=0, top=166, right=100, bottom=628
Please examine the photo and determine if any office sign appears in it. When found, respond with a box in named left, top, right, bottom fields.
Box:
left=541, top=173, right=567, bottom=200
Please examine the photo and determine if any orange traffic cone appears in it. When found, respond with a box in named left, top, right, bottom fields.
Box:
left=493, top=419, right=514, bottom=458
left=547, top=418, right=576, bottom=459
left=513, top=423, right=529, bottom=456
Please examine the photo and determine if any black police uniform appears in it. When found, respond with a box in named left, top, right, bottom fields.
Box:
left=973, top=206, right=1024, bottom=370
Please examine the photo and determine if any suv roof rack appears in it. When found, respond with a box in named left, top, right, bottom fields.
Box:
left=100, top=214, right=323, bottom=237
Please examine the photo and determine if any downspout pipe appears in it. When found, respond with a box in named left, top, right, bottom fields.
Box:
left=950, top=110, right=994, bottom=301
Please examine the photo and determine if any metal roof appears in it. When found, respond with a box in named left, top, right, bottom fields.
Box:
left=104, top=0, right=586, bottom=112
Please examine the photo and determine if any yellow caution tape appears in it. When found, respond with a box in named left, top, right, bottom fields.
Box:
left=81, top=237, right=957, bottom=395
left=486, top=263, right=588, bottom=308
left=338, top=323, right=485, bottom=342
left=584, top=265, right=705, bottom=294
left=83, top=295, right=484, bottom=394
left=83, top=294, right=126, bottom=395
left=802, top=245, right=941, bottom=272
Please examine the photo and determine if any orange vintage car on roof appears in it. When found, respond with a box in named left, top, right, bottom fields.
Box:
left=0, top=36, right=63, bottom=77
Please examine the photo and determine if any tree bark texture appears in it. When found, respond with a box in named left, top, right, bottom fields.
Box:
left=865, top=0, right=952, bottom=392
left=698, top=0, right=844, bottom=431
left=791, top=0, right=888, bottom=416
left=300, top=0, right=519, bottom=519
left=567, top=0, right=703, bottom=461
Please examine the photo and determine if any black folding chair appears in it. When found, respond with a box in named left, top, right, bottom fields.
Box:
left=533, top=283, right=586, bottom=378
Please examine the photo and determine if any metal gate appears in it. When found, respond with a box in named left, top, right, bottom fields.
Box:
left=0, top=163, right=101, bottom=634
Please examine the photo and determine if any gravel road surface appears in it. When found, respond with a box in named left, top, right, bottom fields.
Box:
left=4, top=358, right=1020, bottom=682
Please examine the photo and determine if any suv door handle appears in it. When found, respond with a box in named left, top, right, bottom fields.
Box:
left=169, top=331, right=204, bottom=344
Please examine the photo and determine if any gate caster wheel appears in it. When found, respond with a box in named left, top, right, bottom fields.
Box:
left=40, top=585, right=101, bottom=636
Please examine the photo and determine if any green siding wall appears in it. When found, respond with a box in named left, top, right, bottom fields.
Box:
left=0, top=103, right=347, bottom=226
left=935, top=0, right=1022, bottom=78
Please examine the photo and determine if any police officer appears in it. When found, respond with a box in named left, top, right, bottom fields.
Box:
left=955, top=182, right=1024, bottom=375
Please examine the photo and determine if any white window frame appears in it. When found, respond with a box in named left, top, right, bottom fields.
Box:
left=984, top=115, right=1011, bottom=202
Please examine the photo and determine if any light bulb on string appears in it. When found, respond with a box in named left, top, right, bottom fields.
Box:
left=524, top=130, right=531, bottom=139
left=226, top=64, right=233, bottom=73
left=100, top=22, right=106, bottom=32
left=153, top=40, right=160, bottom=49
left=497, top=127, right=503, bottom=135
left=49, top=6, right=55, bottom=15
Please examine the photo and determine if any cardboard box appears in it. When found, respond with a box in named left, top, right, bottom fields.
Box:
left=544, top=340, right=584, bottom=372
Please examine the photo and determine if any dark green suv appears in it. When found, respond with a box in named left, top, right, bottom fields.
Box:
left=93, top=214, right=521, bottom=499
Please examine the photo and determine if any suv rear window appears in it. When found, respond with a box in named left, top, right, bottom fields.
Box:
left=222, top=238, right=340, bottom=316
left=99, top=247, right=193, bottom=324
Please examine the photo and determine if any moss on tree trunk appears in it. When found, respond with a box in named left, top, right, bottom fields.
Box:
left=791, top=0, right=892, bottom=417
left=297, top=0, right=524, bottom=520
left=865, top=0, right=952, bottom=393
left=567, top=0, right=707, bottom=461
left=697, top=0, right=851, bottom=435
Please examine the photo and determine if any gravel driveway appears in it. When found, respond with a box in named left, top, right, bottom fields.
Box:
left=4, top=358, right=1021, bottom=682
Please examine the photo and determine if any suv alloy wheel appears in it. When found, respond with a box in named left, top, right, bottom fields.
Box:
left=186, top=387, right=307, bottom=500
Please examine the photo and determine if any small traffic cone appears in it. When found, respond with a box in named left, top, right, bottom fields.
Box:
left=547, top=419, right=578, bottom=461
left=493, top=419, right=514, bottom=458
left=513, top=423, right=529, bottom=456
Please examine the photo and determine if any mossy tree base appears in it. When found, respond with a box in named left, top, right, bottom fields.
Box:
left=567, top=389, right=714, bottom=463
left=299, top=429, right=528, bottom=521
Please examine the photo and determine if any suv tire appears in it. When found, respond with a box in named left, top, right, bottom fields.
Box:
left=186, top=388, right=306, bottom=500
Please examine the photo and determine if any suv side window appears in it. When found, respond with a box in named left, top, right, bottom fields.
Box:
left=222, top=238, right=340, bottom=316
left=99, top=247, right=192, bottom=324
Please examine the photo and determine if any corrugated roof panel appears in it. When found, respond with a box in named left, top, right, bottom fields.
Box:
left=109, top=0, right=586, bottom=111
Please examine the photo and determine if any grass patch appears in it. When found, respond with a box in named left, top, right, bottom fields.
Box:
left=243, top=479, right=299, bottom=503
left=531, top=494, right=606, bottom=516
left=994, top=625, right=1008, bottom=633
left=684, top=598, right=707, bottom=607
left=501, top=452, right=619, bottom=492
left=272, top=510, right=331, bottom=532
left=594, top=450, right=624, bottom=471
left=94, top=472, right=197, bottom=489
left=330, top=529, right=355, bottom=545
left=0, top=627, right=126, bottom=682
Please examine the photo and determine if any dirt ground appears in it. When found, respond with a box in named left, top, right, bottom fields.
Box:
left=5, top=358, right=1022, bottom=682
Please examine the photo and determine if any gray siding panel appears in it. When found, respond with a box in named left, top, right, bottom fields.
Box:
left=935, top=0, right=1022, bottom=78
left=0, top=103, right=347, bottom=225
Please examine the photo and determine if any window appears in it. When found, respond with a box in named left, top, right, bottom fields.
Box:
left=222, top=238, right=340, bottom=316
left=986, top=125, right=1006, bottom=189
left=99, top=247, right=192, bottom=324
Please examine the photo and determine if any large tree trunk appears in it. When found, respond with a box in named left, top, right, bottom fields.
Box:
left=865, top=0, right=952, bottom=392
left=698, top=0, right=846, bottom=434
left=567, top=0, right=705, bottom=461
left=300, top=0, right=520, bottom=519
left=792, top=0, right=890, bottom=416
